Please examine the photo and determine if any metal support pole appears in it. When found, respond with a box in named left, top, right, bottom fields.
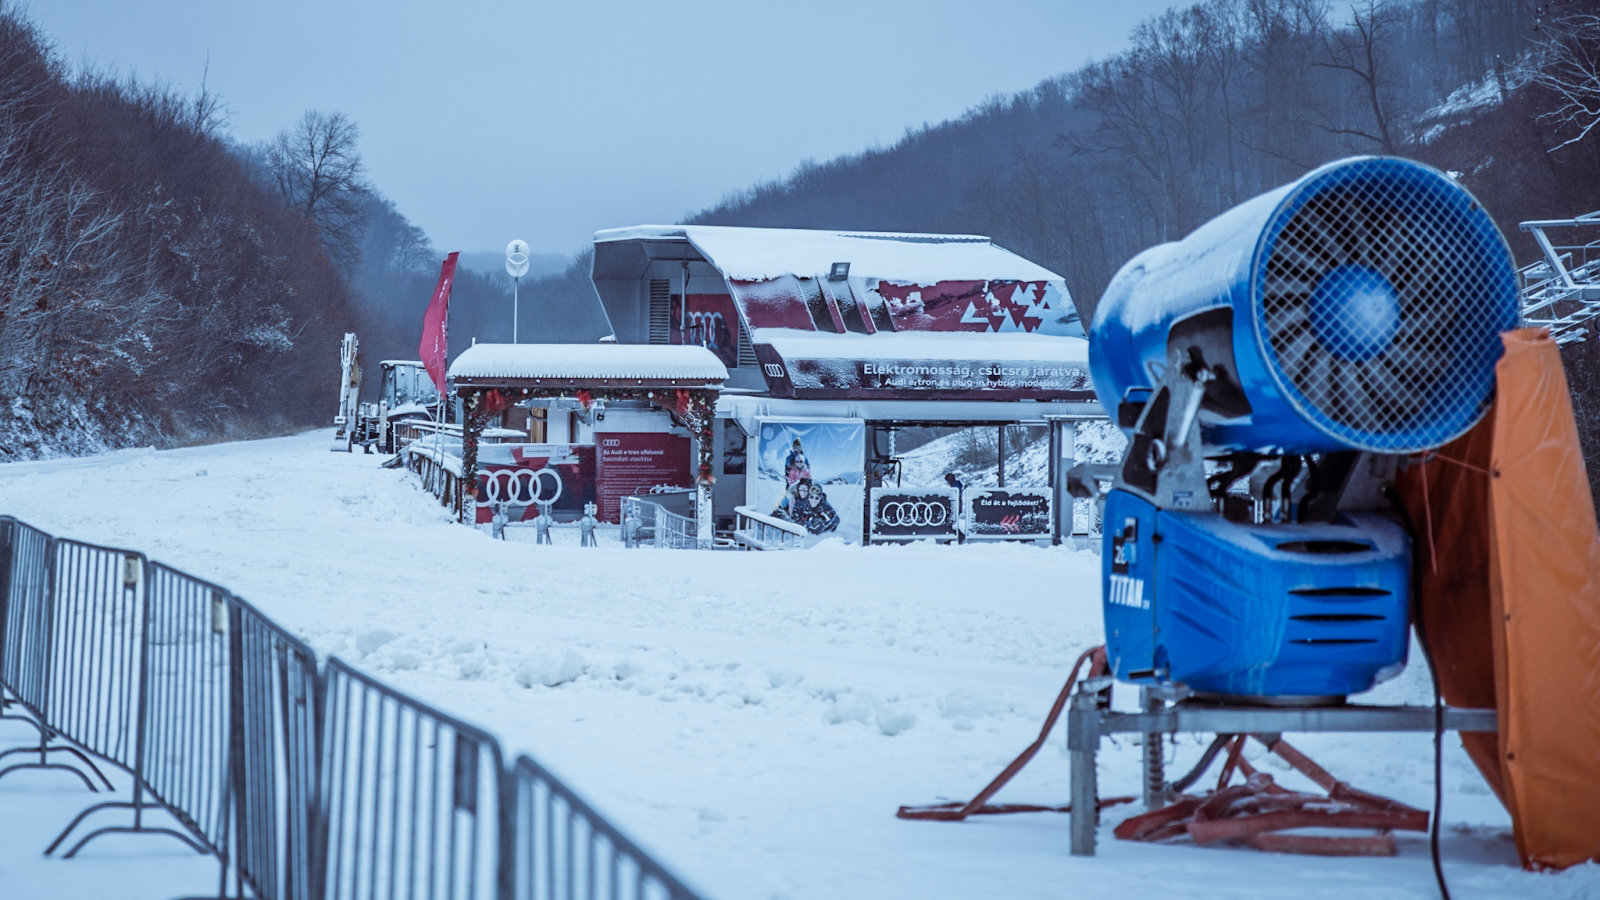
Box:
left=1068, top=686, right=1101, bottom=856
left=513, top=276, right=520, bottom=343
left=1047, top=418, right=1077, bottom=546
left=997, top=425, right=1006, bottom=488
left=1141, top=687, right=1165, bottom=810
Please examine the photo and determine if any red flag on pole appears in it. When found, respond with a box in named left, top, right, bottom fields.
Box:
left=419, top=252, right=459, bottom=397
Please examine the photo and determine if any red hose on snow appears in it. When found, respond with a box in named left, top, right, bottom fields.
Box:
left=897, top=645, right=1135, bottom=821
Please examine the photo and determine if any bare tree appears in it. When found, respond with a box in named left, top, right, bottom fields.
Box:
left=188, top=55, right=227, bottom=138
left=265, top=109, right=366, bottom=269
left=1317, top=0, right=1406, bottom=153
left=1527, top=8, right=1600, bottom=151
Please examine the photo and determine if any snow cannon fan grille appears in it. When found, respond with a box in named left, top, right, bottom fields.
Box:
left=1255, top=158, right=1518, bottom=453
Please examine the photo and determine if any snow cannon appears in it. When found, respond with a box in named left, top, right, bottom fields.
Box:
left=1088, top=156, right=1519, bottom=701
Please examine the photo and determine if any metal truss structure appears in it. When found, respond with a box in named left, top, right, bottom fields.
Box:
left=1519, top=212, right=1600, bottom=344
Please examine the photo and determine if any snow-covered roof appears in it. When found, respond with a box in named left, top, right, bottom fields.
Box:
left=752, top=328, right=1088, bottom=365
left=593, top=225, right=1060, bottom=283
left=449, top=343, right=727, bottom=386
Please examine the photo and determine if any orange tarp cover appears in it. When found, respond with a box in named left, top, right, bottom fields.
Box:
left=1401, top=328, right=1600, bottom=870
left=1395, top=398, right=1505, bottom=806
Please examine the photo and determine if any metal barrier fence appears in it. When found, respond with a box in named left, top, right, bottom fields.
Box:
left=228, top=592, right=322, bottom=900
left=0, top=517, right=55, bottom=733
left=510, top=755, right=701, bottom=900
left=0, top=515, right=708, bottom=900
left=320, top=658, right=510, bottom=900
left=0, top=518, right=115, bottom=790
left=46, top=561, right=231, bottom=862
left=139, top=563, right=232, bottom=854
left=46, top=539, right=145, bottom=774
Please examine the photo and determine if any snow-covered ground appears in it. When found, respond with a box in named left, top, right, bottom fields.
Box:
left=1, top=430, right=1596, bottom=898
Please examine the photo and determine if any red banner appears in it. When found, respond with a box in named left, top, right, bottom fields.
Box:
left=594, top=433, right=691, bottom=521
left=419, top=252, right=459, bottom=396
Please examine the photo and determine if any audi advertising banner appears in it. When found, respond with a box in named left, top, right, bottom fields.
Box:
left=473, top=443, right=595, bottom=524
left=966, top=488, right=1053, bottom=540
left=595, top=432, right=692, bottom=522
left=752, top=419, right=865, bottom=543
left=869, top=488, right=958, bottom=542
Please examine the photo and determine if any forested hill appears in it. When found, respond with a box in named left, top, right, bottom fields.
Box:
left=0, top=1, right=572, bottom=459
left=0, top=7, right=359, bottom=458
left=7, top=0, right=1600, bottom=465
left=680, top=0, right=1595, bottom=327
left=669, top=0, right=1600, bottom=489
left=527, top=1, right=1597, bottom=361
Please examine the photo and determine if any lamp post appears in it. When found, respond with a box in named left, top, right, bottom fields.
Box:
left=505, top=239, right=530, bottom=342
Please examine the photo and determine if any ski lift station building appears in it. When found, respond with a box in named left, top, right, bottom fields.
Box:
left=445, top=225, right=1103, bottom=544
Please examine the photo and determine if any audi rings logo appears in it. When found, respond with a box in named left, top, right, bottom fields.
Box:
left=483, top=467, right=564, bottom=505
left=763, top=363, right=785, bottom=378
left=877, top=499, right=949, bottom=528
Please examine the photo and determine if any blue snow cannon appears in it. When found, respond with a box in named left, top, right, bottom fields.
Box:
left=1088, top=157, right=1519, bottom=700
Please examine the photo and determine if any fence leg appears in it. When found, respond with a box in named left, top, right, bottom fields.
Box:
left=45, top=795, right=209, bottom=859
left=0, top=729, right=101, bottom=792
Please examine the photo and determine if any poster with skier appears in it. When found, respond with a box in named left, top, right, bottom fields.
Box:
left=752, top=419, right=864, bottom=543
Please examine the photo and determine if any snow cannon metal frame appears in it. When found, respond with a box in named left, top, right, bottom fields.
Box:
left=1087, top=157, right=1519, bottom=701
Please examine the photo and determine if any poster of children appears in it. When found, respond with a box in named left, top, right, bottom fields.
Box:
left=752, top=419, right=865, bottom=543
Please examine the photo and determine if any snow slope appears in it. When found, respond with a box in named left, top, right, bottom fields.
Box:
left=0, top=430, right=1595, bottom=899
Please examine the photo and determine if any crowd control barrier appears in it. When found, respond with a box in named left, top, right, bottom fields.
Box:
left=0, top=514, right=706, bottom=900
left=320, top=658, right=509, bottom=900
left=229, top=592, right=322, bottom=900
left=510, top=755, right=701, bottom=900
left=0, top=517, right=114, bottom=790
left=46, top=561, right=232, bottom=862
left=44, top=539, right=146, bottom=774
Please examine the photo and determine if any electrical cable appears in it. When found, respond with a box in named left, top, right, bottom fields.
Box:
left=1384, top=485, right=1452, bottom=900
left=1163, top=733, right=1234, bottom=795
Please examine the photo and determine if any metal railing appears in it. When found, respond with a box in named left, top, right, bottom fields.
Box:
left=405, top=435, right=472, bottom=522
left=394, top=419, right=464, bottom=455
left=0, top=513, right=706, bottom=900
left=731, top=506, right=807, bottom=550
left=620, top=496, right=697, bottom=550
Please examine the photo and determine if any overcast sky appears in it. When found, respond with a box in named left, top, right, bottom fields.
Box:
left=29, top=0, right=1182, bottom=258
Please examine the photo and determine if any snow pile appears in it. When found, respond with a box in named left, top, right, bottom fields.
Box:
left=1417, top=68, right=1530, bottom=144
left=595, top=225, right=1062, bottom=283
left=449, top=342, right=728, bottom=382
left=0, top=394, right=164, bottom=463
